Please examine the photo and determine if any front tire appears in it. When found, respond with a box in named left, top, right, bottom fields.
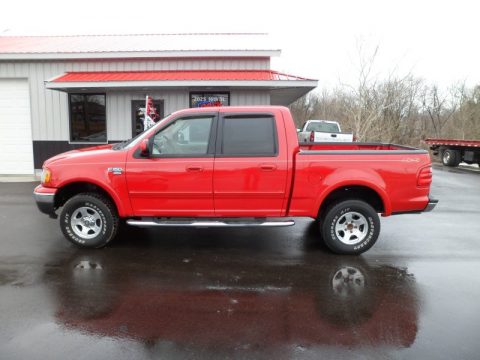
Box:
left=320, top=200, right=380, bottom=255
left=60, top=193, right=119, bottom=248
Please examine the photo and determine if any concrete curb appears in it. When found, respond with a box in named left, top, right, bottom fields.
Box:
left=0, top=175, right=40, bottom=183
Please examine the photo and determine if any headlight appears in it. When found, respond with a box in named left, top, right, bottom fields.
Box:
left=41, top=168, right=52, bottom=185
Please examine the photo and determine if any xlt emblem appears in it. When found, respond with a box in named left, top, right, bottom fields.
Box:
left=107, top=167, right=123, bottom=175
left=402, top=158, right=420, bottom=163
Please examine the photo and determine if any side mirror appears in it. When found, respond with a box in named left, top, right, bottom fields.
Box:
left=140, top=138, right=150, bottom=157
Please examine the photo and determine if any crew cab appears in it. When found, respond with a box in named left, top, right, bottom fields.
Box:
left=298, top=120, right=354, bottom=143
left=34, top=106, right=437, bottom=254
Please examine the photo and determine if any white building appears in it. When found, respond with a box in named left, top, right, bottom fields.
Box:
left=0, top=33, right=317, bottom=174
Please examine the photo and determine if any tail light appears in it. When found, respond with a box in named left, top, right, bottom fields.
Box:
left=417, top=166, right=432, bottom=187
left=353, top=134, right=357, bottom=142
left=309, top=131, right=315, bottom=142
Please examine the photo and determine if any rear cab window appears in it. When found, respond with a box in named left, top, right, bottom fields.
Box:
left=219, top=115, right=278, bottom=156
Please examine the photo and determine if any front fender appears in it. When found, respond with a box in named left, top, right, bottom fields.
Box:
left=56, top=173, right=131, bottom=217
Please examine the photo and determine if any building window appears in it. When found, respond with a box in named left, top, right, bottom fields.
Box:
left=190, top=92, right=230, bottom=108
left=69, top=94, right=106, bottom=143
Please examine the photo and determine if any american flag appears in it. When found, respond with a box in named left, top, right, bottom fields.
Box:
left=143, top=96, right=159, bottom=130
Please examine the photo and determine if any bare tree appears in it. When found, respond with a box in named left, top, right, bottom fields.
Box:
left=378, top=75, right=424, bottom=144
left=289, top=43, right=479, bottom=145
left=339, top=44, right=425, bottom=143
left=421, top=85, right=458, bottom=138
left=341, top=45, right=386, bottom=141
left=445, top=83, right=480, bottom=140
left=289, top=93, right=319, bottom=129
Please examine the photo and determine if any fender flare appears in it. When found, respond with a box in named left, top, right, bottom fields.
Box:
left=56, top=178, right=130, bottom=217
left=314, top=180, right=392, bottom=217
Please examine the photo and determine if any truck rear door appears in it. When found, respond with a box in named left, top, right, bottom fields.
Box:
left=213, top=111, right=289, bottom=217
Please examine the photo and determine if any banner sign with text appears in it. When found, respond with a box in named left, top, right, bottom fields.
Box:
left=190, top=93, right=230, bottom=108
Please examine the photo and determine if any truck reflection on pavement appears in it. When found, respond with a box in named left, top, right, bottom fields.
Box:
left=44, top=250, right=419, bottom=350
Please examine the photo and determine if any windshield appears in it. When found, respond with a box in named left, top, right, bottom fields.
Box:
left=305, top=122, right=340, bottom=133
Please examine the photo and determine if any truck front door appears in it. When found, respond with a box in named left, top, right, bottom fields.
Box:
left=126, top=113, right=217, bottom=216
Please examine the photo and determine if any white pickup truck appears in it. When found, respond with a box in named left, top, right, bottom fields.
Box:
left=297, top=120, right=354, bottom=143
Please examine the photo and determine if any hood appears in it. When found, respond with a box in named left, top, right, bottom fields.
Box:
left=44, top=144, right=116, bottom=166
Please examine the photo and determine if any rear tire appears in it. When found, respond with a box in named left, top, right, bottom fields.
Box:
left=60, top=193, right=119, bottom=248
left=320, top=200, right=380, bottom=255
left=442, top=149, right=461, bottom=167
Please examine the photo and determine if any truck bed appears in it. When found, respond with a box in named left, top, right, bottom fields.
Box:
left=290, top=142, right=432, bottom=217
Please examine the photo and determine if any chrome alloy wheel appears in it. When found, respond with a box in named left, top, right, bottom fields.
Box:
left=71, top=206, right=103, bottom=239
left=334, top=211, right=368, bottom=245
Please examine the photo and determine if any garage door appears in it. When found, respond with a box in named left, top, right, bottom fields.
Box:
left=0, top=79, right=34, bottom=174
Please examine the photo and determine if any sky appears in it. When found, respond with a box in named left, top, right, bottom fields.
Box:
left=1, top=0, right=479, bottom=90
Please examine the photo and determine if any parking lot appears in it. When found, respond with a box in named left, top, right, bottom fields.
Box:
left=0, top=164, right=479, bottom=360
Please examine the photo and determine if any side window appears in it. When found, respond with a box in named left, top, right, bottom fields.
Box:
left=221, top=116, right=277, bottom=156
left=152, top=116, right=213, bottom=156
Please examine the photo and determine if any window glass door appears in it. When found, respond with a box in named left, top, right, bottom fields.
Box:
left=131, top=100, right=164, bottom=137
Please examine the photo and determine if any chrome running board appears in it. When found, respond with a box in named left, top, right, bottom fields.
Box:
left=126, top=218, right=295, bottom=228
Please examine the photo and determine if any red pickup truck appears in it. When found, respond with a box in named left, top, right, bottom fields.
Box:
left=34, top=106, right=437, bottom=254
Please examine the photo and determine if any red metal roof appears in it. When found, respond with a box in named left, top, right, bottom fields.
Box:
left=51, top=70, right=313, bottom=82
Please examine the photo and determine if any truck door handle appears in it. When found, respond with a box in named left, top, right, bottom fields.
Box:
left=186, top=165, right=203, bottom=172
left=331, top=134, right=337, bottom=137
left=260, top=164, right=277, bottom=171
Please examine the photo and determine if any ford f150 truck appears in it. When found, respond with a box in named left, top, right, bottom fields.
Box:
left=34, top=106, right=437, bottom=254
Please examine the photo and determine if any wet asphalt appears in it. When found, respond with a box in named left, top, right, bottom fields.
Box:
left=0, top=164, right=479, bottom=360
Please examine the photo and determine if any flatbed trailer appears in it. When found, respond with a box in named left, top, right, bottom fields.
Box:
left=424, top=138, right=480, bottom=167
